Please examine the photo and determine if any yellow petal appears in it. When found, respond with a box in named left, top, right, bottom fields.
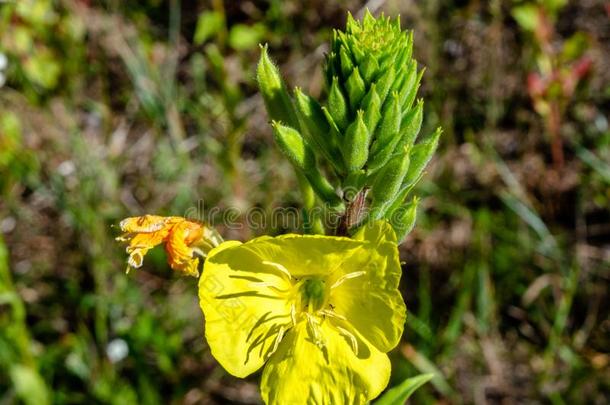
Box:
left=260, top=321, right=391, bottom=404
left=119, top=215, right=180, bottom=234
left=329, top=221, right=406, bottom=352
left=198, top=240, right=294, bottom=377
left=233, top=233, right=365, bottom=278
left=122, top=230, right=168, bottom=270
left=165, top=220, right=204, bottom=276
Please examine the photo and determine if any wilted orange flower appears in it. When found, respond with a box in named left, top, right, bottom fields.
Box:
left=116, top=215, right=221, bottom=277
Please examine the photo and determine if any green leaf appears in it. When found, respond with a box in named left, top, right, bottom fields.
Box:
left=193, top=11, right=224, bottom=45
left=511, top=5, right=539, bottom=32
left=575, top=146, right=610, bottom=185
left=23, top=50, right=61, bottom=89
left=10, top=365, right=50, bottom=405
left=229, top=23, right=266, bottom=51
left=257, top=46, right=299, bottom=128
left=342, top=110, right=369, bottom=172
left=561, top=32, right=589, bottom=62
left=542, top=0, right=568, bottom=14
left=374, top=373, right=434, bottom=405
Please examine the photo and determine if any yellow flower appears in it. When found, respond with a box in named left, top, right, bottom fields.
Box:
left=198, top=221, right=406, bottom=404
left=116, top=215, right=221, bottom=277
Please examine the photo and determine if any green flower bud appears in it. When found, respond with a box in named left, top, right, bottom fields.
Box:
left=346, top=68, right=366, bottom=110
left=362, top=84, right=381, bottom=133
left=399, top=66, right=424, bottom=113
left=375, top=66, right=396, bottom=106
left=397, top=100, right=424, bottom=151
left=342, top=110, right=370, bottom=172
left=370, top=151, right=410, bottom=218
left=403, top=127, right=442, bottom=188
left=389, top=197, right=419, bottom=242
left=258, top=11, right=441, bottom=236
left=272, top=122, right=343, bottom=208
left=328, top=76, right=349, bottom=130
left=294, top=87, right=343, bottom=172
left=257, top=45, right=298, bottom=128
left=360, top=54, right=380, bottom=83
left=338, top=46, right=354, bottom=78
left=271, top=121, right=314, bottom=170
left=371, top=92, right=401, bottom=156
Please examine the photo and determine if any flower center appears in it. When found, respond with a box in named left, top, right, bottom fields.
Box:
left=299, top=277, right=327, bottom=313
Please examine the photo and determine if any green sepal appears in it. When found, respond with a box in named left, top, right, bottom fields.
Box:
left=369, top=151, right=410, bottom=218
left=362, top=84, right=381, bottom=133
left=346, top=67, right=366, bottom=110
left=371, top=92, right=401, bottom=155
left=389, top=196, right=419, bottom=242
left=342, top=110, right=369, bottom=172
left=272, top=122, right=343, bottom=208
left=257, top=45, right=299, bottom=128
left=396, top=100, right=424, bottom=151
left=403, top=127, right=442, bottom=188
left=328, top=76, right=349, bottom=130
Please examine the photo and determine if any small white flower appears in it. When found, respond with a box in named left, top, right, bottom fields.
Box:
left=106, top=338, right=129, bottom=363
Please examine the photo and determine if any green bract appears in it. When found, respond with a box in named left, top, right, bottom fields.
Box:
left=257, top=11, right=442, bottom=240
left=198, top=221, right=406, bottom=404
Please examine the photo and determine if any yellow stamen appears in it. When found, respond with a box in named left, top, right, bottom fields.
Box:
left=330, top=271, right=366, bottom=289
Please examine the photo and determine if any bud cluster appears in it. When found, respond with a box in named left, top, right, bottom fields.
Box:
left=257, top=11, right=441, bottom=241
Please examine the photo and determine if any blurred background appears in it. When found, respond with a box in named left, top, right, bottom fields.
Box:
left=1, top=0, right=609, bottom=403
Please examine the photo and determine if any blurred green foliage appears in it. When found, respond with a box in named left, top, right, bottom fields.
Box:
left=0, top=0, right=608, bottom=404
